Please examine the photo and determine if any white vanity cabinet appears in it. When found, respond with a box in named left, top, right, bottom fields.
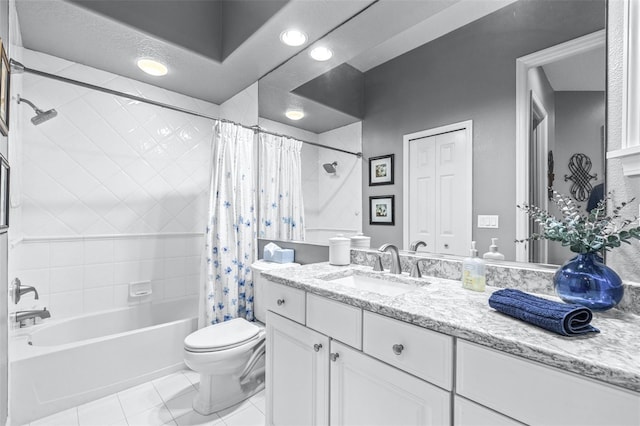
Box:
left=266, top=311, right=329, bottom=426
left=264, top=280, right=453, bottom=426
left=456, top=340, right=640, bottom=426
left=330, top=340, right=450, bottom=425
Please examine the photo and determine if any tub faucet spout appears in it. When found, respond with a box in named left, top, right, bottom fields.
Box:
left=378, top=243, right=402, bottom=274
left=13, top=308, right=51, bottom=327
left=11, top=278, right=40, bottom=304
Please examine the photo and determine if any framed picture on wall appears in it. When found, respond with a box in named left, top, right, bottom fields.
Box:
left=369, top=154, right=394, bottom=186
left=0, top=154, right=9, bottom=232
left=369, top=195, right=394, bottom=225
left=0, top=38, right=9, bottom=136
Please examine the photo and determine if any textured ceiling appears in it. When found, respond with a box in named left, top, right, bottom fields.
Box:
left=16, top=0, right=373, bottom=104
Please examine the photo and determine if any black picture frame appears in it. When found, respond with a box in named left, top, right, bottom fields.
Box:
left=369, top=195, right=394, bottom=226
left=0, top=38, right=9, bottom=136
left=0, top=154, right=9, bottom=232
left=368, top=154, right=394, bottom=186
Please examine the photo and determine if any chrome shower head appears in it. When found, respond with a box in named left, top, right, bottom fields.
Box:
left=323, top=161, right=338, bottom=174
left=17, top=95, right=58, bottom=125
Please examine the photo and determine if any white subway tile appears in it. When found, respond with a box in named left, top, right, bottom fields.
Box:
left=114, top=284, right=132, bottom=308
left=163, top=237, right=187, bottom=258
left=84, top=239, right=115, bottom=264
left=84, top=263, right=115, bottom=288
left=184, top=256, right=201, bottom=275
left=50, top=241, right=84, bottom=267
left=49, top=290, right=84, bottom=319
left=164, top=257, right=186, bottom=279
left=164, top=277, right=186, bottom=299
left=50, top=266, right=84, bottom=293
left=83, top=286, right=115, bottom=313
left=15, top=243, right=50, bottom=270
left=151, top=280, right=165, bottom=302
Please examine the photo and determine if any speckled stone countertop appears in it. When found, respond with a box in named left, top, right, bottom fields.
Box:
left=261, top=262, right=640, bottom=394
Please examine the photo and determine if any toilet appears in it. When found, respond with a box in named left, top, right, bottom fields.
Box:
left=184, top=259, right=299, bottom=415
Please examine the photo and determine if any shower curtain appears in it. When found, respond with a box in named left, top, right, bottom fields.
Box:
left=258, top=133, right=305, bottom=241
left=201, top=121, right=257, bottom=326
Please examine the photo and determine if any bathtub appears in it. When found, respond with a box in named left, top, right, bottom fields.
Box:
left=9, top=297, right=198, bottom=425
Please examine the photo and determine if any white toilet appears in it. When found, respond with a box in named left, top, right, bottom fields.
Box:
left=184, top=259, right=299, bottom=415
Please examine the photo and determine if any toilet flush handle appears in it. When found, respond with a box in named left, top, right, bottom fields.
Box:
left=276, top=298, right=285, bottom=306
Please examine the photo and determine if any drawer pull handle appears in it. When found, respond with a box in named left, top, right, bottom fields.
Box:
left=313, top=343, right=323, bottom=352
left=392, top=344, right=404, bottom=355
left=330, top=352, right=340, bottom=362
left=276, top=299, right=285, bottom=306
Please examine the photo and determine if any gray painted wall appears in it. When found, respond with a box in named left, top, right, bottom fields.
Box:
left=549, top=91, right=605, bottom=264
left=361, top=0, right=604, bottom=259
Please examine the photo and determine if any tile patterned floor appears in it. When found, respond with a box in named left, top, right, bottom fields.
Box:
left=23, top=369, right=266, bottom=426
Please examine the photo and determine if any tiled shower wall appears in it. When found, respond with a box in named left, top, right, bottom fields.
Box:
left=258, top=118, right=363, bottom=245
left=9, top=49, right=219, bottom=318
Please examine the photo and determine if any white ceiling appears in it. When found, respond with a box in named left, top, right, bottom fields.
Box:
left=16, top=0, right=374, bottom=105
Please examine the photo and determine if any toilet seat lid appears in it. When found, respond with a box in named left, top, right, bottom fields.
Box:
left=184, top=318, right=260, bottom=352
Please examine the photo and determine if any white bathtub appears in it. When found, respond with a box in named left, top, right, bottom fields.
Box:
left=9, top=297, right=198, bottom=425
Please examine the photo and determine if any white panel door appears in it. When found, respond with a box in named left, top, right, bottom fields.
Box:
left=266, top=312, right=330, bottom=426
left=330, top=341, right=450, bottom=426
left=409, top=128, right=469, bottom=256
left=409, top=135, right=436, bottom=250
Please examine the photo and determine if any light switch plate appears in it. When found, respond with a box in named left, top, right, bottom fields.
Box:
left=478, top=215, right=499, bottom=228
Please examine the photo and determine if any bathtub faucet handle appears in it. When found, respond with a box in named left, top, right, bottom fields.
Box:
left=11, top=278, right=40, bottom=304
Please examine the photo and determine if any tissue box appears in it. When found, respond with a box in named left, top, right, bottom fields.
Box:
left=264, top=248, right=295, bottom=263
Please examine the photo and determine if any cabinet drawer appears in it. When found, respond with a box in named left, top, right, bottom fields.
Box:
left=456, top=340, right=640, bottom=426
left=306, top=293, right=362, bottom=349
left=265, top=281, right=306, bottom=324
left=363, top=311, right=453, bottom=390
left=454, top=396, right=523, bottom=426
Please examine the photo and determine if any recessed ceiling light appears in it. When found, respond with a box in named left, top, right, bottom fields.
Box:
left=285, top=109, right=304, bottom=120
left=137, top=58, right=168, bottom=76
left=310, top=46, right=333, bottom=61
left=280, top=29, right=307, bottom=47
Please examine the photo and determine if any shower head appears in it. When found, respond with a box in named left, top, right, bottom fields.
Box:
left=17, top=95, right=58, bottom=125
left=323, top=161, right=338, bottom=174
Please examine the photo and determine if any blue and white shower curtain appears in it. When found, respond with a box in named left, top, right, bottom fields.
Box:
left=201, top=121, right=257, bottom=326
left=258, top=133, right=305, bottom=241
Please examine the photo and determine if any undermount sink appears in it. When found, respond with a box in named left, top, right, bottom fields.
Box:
left=324, top=272, right=417, bottom=297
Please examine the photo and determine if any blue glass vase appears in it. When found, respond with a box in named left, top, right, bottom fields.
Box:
left=553, top=252, right=624, bottom=311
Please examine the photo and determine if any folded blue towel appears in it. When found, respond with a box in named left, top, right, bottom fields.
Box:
left=488, top=289, right=599, bottom=336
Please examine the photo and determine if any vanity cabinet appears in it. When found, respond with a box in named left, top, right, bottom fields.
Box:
left=265, top=280, right=452, bottom=426
left=266, top=311, right=329, bottom=426
left=330, top=340, right=450, bottom=425
left=456, top=340, right=640, bottom=426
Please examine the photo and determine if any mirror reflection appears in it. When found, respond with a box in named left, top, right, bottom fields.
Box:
left=258, top=0, right=606, bottom=266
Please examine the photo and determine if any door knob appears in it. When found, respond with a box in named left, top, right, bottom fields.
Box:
left=276, top=299, right=285, bottom=306
left=330, top=352, right=340, bottom=362
left=313, top=343, right=323, bottom=352
left=392, top=344, right=404, bottom=355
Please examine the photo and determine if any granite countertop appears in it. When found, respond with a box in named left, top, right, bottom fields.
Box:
left=261, top=262, right=640, bottom=394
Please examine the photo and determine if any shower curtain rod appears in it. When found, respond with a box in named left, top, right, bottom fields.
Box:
left=10, top=59, right=363, bottom=158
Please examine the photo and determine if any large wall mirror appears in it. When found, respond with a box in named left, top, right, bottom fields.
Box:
left=258, top=0, right=607, bottom=266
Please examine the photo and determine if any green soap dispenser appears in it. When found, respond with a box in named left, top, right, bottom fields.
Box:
left=462, top=241, right=486, bottom=292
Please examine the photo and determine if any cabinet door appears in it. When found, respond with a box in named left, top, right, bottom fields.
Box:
left=454, top=396, right=523, bottom=426
left=330, top=341, right=450, bottom=426
left=266, top=311, right=329, bottom=426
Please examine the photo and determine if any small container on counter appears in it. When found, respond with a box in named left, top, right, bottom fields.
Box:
left=329, top=234, right=351, bottom=265
left=350, top=233, right=371, bottom=249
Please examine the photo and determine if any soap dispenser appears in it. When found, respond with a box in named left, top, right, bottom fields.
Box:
left=483, top=238, right=505, bottom=260
left=462, top=241, right=486, bottom=292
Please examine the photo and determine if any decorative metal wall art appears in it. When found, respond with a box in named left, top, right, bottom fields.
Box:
left=564, top=153, right=597, bottom=202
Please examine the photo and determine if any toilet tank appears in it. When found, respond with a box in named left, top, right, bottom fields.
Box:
left=252, top=260, right=300, bottom=323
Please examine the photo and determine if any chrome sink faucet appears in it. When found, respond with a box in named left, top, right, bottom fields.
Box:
left=410, top=240, right=427, bottom=252
left=378, top=243, right=402, bottom=274
left=10, top=278, right=39, bottom=304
